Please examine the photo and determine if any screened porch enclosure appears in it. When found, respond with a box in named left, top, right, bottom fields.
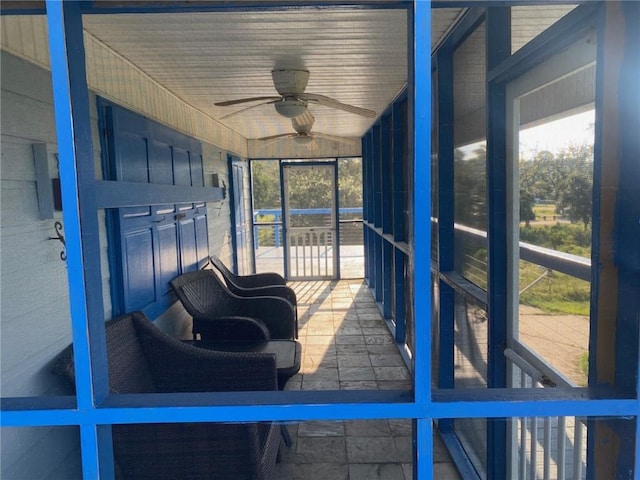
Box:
left=1, top=1, right=639, bottom=480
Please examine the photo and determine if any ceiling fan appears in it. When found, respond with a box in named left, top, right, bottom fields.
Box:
left=215, top=69, right=376, bottom=119
left=257, top=111, right=355, bottom=147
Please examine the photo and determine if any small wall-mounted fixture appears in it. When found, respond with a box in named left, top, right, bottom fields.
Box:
left=211, top=173, right=221, bottom=188
left=211, top=174, right=227, bottom=200
left=48, top=221, right=67, bottom=261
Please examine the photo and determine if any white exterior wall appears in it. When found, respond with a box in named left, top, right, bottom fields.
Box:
left=1, top=16, right=244, bottom=479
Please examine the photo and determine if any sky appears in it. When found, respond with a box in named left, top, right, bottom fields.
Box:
left=518, top=109, right=595, bottom=158
left=458, top=109, right=595, bottom=160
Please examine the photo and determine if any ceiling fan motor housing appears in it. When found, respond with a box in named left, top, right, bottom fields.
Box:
left=274, top=99, right=308, bottom=118
left=272, top=69, right=310, bottom=95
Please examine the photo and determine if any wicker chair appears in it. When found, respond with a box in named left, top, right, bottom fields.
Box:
left=171, top=270, right=297, bottom=342
left=208, top=255, right=287, bottom=288
left=207, top=256, right=298, bottom=335
left=53, top=311, right=281, bottom=480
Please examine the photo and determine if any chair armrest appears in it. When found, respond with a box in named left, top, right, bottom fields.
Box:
left=133, top=313, right=278, bottom=392
left=192, top=315, right=270, bottom=342
left=226, top=283, right=297, bottom=306
left=223, top=295, right=296, bottom=340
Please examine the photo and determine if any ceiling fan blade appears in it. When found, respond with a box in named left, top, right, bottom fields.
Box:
left=215, top=96, right=281, bottom=107
left=219, top=100, right=278, bottom=120
left=257, top=132, right=297, bottom=141
left=301, top=93, right=376, bottom=118
left=313, top=132, right=358, bottom=144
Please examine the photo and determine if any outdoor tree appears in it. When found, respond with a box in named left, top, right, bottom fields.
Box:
left=520, top=189, right=536, bottom=227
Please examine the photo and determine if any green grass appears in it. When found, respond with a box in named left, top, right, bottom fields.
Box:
left=532, top=203, right=557, bottom=219
left=578, top=351, right=589, bottom=385
left=519, top=267, right=591, bottom=316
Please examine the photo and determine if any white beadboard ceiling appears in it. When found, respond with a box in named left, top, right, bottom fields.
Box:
left=82, top=7, right=463, bottom=143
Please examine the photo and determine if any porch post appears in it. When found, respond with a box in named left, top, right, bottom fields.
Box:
left=46, top=1, right=112, bottom=477
left=413, top=1, right=433, bottom=479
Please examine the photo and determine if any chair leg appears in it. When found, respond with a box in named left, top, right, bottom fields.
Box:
left=280, top=424, right=292, bottom=448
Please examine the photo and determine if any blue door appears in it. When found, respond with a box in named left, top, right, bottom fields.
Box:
left=102, top=101, right=209, bottom=318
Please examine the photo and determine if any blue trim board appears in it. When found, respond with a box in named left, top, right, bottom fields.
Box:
left=4, top=391, right=638, bottom=427
left=413, top=0, right=431, bottom=406
left=415, top=419, right=434, bottom=480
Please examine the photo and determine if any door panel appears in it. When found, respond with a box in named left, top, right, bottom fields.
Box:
left=123, top=228, right=156, bottom=310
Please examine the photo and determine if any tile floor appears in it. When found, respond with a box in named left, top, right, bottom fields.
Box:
left=272, top=279, right=461, bottom=480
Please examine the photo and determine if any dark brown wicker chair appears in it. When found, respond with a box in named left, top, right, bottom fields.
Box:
left=207, top=256, right=298, bottom=336
left=53, top=311, right=281, bottom=480
left=171, top=270, right=297, bottom=342
left=208, top=255, right=286, bottom=288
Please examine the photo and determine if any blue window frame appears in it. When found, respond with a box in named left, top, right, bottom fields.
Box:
left=1, top=2, right=639, bottom=480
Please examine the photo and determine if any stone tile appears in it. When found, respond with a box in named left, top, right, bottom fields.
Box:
left=393, top=435, right=413, bottom=463
left=433, top=461, right=462, bottom=479
left=377, top=380, right=412, bottom=390
left=305, top=324, right=336, bottom=335
left=362, top=327, right=392, bottom=336
left=365, top=335, right=394, bottom=345
left=348, top=463, right=406, bottom=480
left=305, top=335, right=335, bottom=346
left=366, top=344, right=403, bottom=355
left=335, top=335, right=365, bottom=345
left=302, top=367, right=338, bottom=381
left=359, top=313, right=385, bottom=320
left=346, top=436, right=399, bottom=463
left=297, top=420, right=345, bottom=437
left=388, top=419, right=412, bottom=436
left=289, top=463, right=350, bottom=480
left=345, top=419, right=391, bottom=437
left=339, top=366, right=376, bottom=381
left=336, top=344, right=369, bottom=355
left=374, top=366, right=410, bottom=381
left=296, top=437, right=347, bottom=463
left=303, top=355, right=338, bottom=370
left=335, top=326, right=364, bottom=336
left=369, top=354, right=406, bottom=367
left=355, top=304, right=378, bottom=311
left=340, top=380, right=378, bottom=390
left=332, top=301, right=355, bottom=309
left=303, top=342, right=336, bottom=353
left=401, top=463, right=413, bottom=480
left=337, top=355, right=371, bottom=369
left=284, top=377, right=302, bottom=391
left=302, top=380, right=340, bottom=390
left=359, top=319, right=385, bottom=328
left=433, top=433, right=454, bottom=463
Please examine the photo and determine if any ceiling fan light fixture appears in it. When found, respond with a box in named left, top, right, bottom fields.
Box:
left=274, top=99, right=308, bottom=118
left=272, top=69, right=310, bottom=95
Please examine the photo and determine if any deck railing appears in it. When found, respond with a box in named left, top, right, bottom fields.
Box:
left=449, top=223, right=590, bottom=480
